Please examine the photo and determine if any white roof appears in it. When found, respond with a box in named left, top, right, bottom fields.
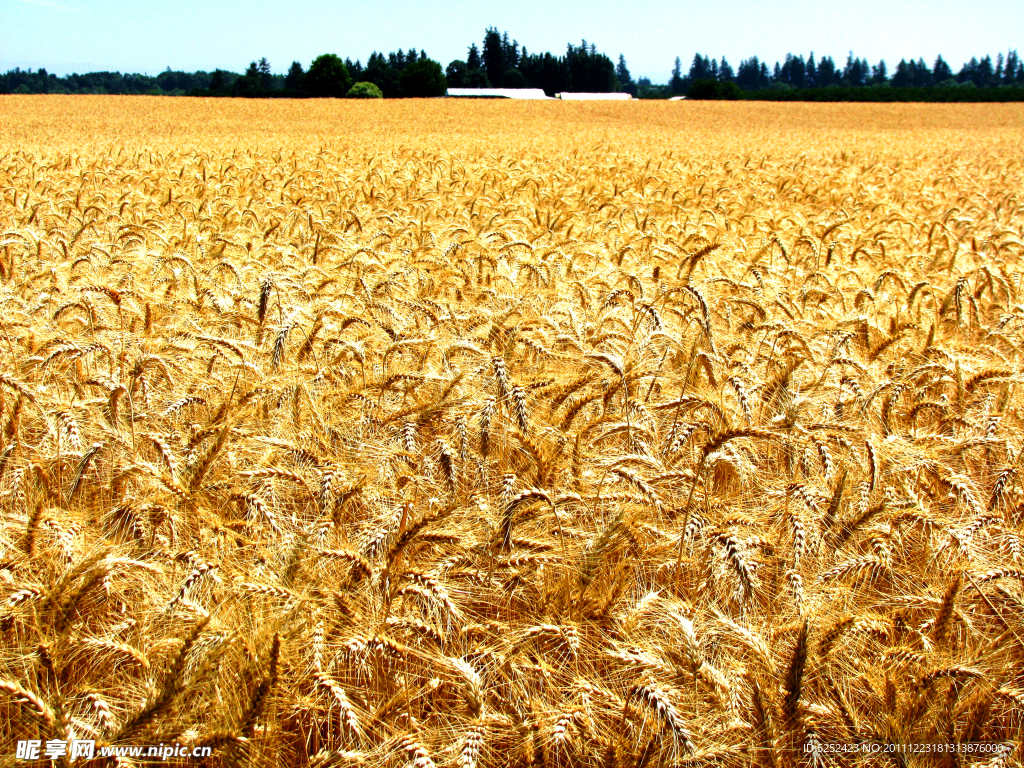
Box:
left=446, top=88, right=554, bottom=100
left=669, top=96, right=687, bottom=101
left=557, top=92, right=632, bottom=100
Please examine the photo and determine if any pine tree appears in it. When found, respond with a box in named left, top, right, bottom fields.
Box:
left=719, top=56, right=735, bottom=82
left=258, top=57, right=272, bottom=93
left=284, top=61, right=305, bottom=95
left=892, top=59, right=911, bottom=87
left=467, top=44, right=482, bottom=71
left=1005, top=51, right=1020, bottom=85
left=616, top=54, right=636, bottom=94
left=670, top=56, right=684, bottom=95
left=870, top=59, right=887, bottom=85
left=817, top=55, right=837, bottom=86
left=483, top=28, right=504, bottom=86
left=933, top=55, right=953, bottom=83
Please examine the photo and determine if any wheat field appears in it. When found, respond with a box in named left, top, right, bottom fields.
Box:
left=2, top=96, right=1024, bottom=766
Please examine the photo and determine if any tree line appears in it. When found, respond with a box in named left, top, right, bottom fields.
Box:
left=658, top=50, right=1024, bottom=100
left=3, top=32, right=1023, bottom=100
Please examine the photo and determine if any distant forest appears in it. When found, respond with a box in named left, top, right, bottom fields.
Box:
left=3, top=28, right=1023, bottom=100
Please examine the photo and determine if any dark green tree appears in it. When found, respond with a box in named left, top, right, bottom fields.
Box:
left=817, top=56, right=837, bottom=85
left=399, top=58, right=446, bottom=97
left=616, top=54, right=636, bottom=94
left=258, top=57, right=273, bottom=92
left=687, top=79, right=741, bottom=99
left=870, top=59, right=888, bottom=85
left=780, top=54, right=806, bottom=87
left=346, top=58, right=364, bottom=80
left=363, top=53, right=399, bottom=97
left=502, top=67, right=530, bottom=88
left=233, top=61, right=263, bottom=97
left=306, top=54, right=352, bottom=97
left=1006, top=51, right=1021, bottom=84
left=977, top=55, right=995, bottom=86
left=670, top=56, right=684, bottom=94
left=446, top=60, right=468, bottom=87
left=719, top=56, right=735, bottom=82
left=805, top=53, right=816, bottom=86
left=911, top=58, right=931, bottom=86
left=465, top=68, right=490, bottom=87
left=689, top=54, right=713, bottom=82
left=208, top=69, right=232, bottom=95
left=892, top=59, right=912, bottom=87
left=933, top=55, right=954, bottom=83
left=502, top=32, right=519, bottom=69
left=284, top=61, right=305, bottom=95
left=843, top=53, right=866, bottom=86
left=467, top=43, right=483, bottom=72
left=483, top=28, right=504, bottom=86
left=736, top=57, right=767, bottom=89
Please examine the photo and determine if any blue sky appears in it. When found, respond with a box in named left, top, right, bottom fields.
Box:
left=2, top=0, right=1022, bottom=82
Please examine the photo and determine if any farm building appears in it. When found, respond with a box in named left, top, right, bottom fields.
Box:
left=446, top=88, right=554, bottom=99
left=557, top=92, right=632, bottom=100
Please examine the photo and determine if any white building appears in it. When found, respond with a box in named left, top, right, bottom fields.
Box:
left=557, top=92, right=632, bottom=100
left=446, top=88, right=554, bottom=99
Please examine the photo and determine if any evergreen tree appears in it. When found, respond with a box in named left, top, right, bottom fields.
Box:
left=616, top=54, right=636, bottom=94
left=978, top=55, right=994, bottom=86
left=1005, top=51, right=1020, bottom=85
left=843, top=53, right=866, bottom=86
left=564, top=40, right=616, bottom=91
left=670, top=56, right=684, bottom=95
left=913, top=58, right=931, bottom=86
left=483, top=28, right=504, bottom=86
left=736, top=57, right=765, bottom=90
left=234, top=61, right=263, bottom=97
left=689, top=54, right=712, bottom=82
left=501, top=33, right=520, bottom=69
left=467, top=44, right=482, bottom=71
left=209, top=69, right=230, bottom=95
left=781, top=54, right=806, bottom=87
left=258, top=57, right=272, bottom=92
left=817, top=55, right=837, bottom=86
left=284, top=61, right=305, bottom=95
left=364, top=52, right=401, bottom=97
left=870, top=59, right=887, bottom=85
left=933, top=55, right=953, bottom=83
left=892, top=59, right=911, bottom=87
left=959, top=56, right=980, bottom=85
left=719, top=56, right=735, bottom=82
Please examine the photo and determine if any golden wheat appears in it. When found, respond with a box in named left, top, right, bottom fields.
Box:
left=0, top=95, right=1022, bottom=766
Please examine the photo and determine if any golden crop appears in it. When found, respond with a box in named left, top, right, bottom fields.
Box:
left=1, top=96, right=1024, bottom=766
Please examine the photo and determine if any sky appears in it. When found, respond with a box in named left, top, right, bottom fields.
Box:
left=2, top=0, right=1022, bottom=82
